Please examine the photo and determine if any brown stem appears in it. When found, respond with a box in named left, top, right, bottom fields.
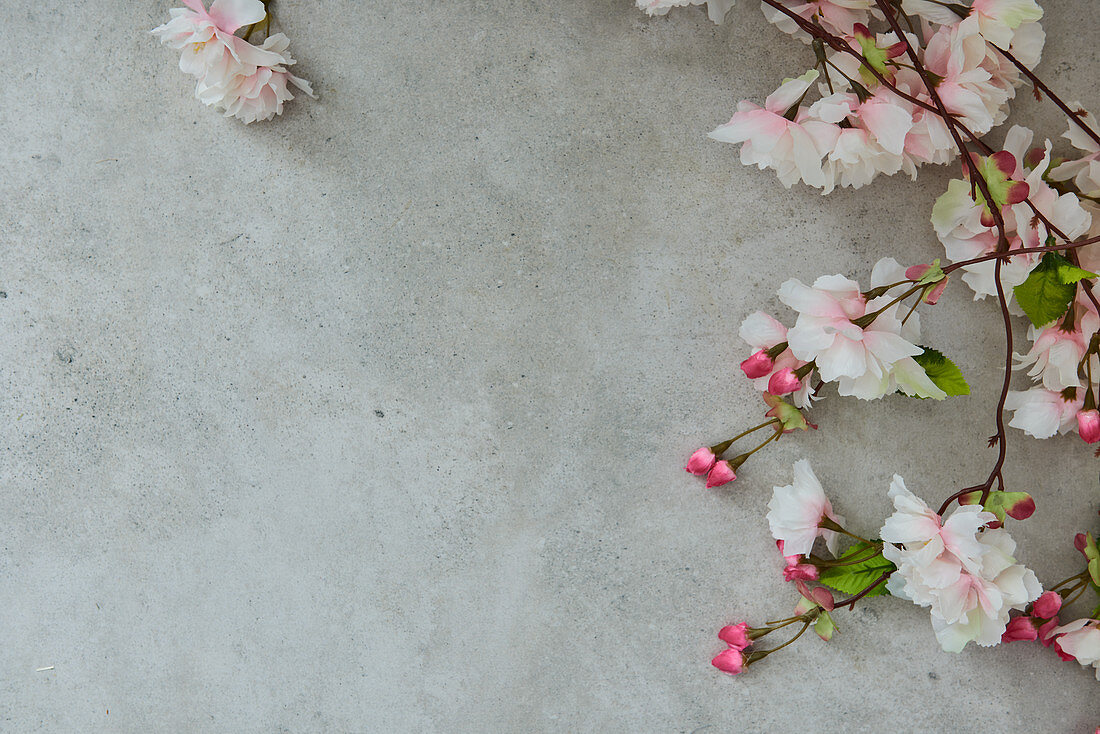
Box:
left=939, top=234, right=1100, bottom=274
left=992, top=44, right=1100, bottom=150
left=836, top=569, right=893, bottom=609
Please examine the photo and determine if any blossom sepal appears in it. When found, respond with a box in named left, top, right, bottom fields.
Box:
left=763, top=393, right=817, bottom=433
left=958, top=489, right=1036, bottom=523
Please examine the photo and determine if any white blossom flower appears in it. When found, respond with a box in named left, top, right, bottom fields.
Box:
left=635, top=0, right=735, bottom=22
left=1050, top=619, right=1100, bottom=680
left=778, top=268, right=924, bottom=398
left=152, top=0, right=284, bottom=87
left=881, top=476, right=1042, bottom=651
left=969, top=0, right=1043, bottom=48
left=1004, top=387, right=1083, bottom=438
left=923, top=17, right=1011, bottom=134
left=196, top=33, right=314, bottom=123
left=710, top=70, right=841, bottom=190
left=1013, top=311, right=1099, bottom=392
left=1050, top=109, right=1100, bottom=198
left=766, top=459, right=845, bottom=557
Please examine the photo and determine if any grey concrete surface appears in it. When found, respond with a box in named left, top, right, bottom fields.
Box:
left=1, top=1, right=1098, bottom=731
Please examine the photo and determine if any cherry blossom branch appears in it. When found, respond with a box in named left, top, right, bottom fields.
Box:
left=940, top=234, right=1100, bottom=273
left=757, top=0, right=942, bottom=115
left=992, top=43, right=1100, bottom=150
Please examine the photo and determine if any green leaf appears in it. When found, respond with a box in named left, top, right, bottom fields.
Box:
left=1057, top=263, right=1098, bottom=284
left=818, top=541, right=896, bottom=598
left=1014, top=252, right=1078, bottom=327
left=1086, top=534, right=1100, bottom=587
left=912, top=347, right=970, bottom=397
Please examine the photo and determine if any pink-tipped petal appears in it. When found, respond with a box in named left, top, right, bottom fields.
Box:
left=886, top=41, right=908, bottom=58
left=924, top=278, right=948, bottom=305
left=811, top=586, right=835, bottom=611
left=991, top=150, right=1017, bottom=176
left=1006, top=181, right=1030, bottom=205
left=905, top=264, right=932, bottom=280
left=1005, top=494, right=1036, bottom=521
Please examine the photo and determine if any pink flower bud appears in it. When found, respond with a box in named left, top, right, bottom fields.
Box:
left=1038, top=617, right=1062, bottom=647
left=711, top=647, right=744, bottom=675
left=1001, top=615, right=1038, bottom=643
left=782, top=555, right=819, bottom=582
left=705, top=460, right=736, bottom=489
left=740, top=350, right=775, bottom=379
left=685, top=447, right=717, bottom=476
left=1079, top=409, right=1100, bottom=443
left=767, top=368, right=802, bottom=396
left=718, top=623, right=751, bottom=650
left=1075, top=533, right=1088, bottom=554
left=1032, top=591, right=1063, bottom=620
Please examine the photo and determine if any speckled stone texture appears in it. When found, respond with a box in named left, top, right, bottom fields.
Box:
left=1, top=1, right=1098, bottom=731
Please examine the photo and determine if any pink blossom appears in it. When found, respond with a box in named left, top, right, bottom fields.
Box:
left=1051, top=619, right=1100, bottom=677
left=1004, top=387, right=1083, bottom=439
left=711, top=647, right=745, bottom=675
left=1014, top=310, right=1097, bottom=392
left=685, top=447, right=717, bottom=476
left=718, top=623, right=751, bottom=650
left=766, top=460, right=845, bottom=556
left=705, top=460, right=736, bottom=489
left=779, top=272, right=924, bottom=397
left=923, top=17, right=1011, bottom=134
left=1078, top=409, right=1100, bottom=444
left=761, top=0, right=875, bottom=39
left=1032, top=591, right=1062, bottom=620
left=152, top=0, right=285, bottom=84
left=710, top=70, right=841, bottom=190
left=881, top=476, right=1041, bottom=651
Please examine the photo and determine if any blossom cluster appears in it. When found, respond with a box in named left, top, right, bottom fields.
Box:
left=643, top=0, right=1043, bottom=194
left=152, top=0, right=313, bottom=123
left=923, top=117, right=1100, bottom=444
left=712, top=461, right=1100, bottom=681
left=639, top=0, right=1100, bottom=706
left=739, top=256, right=949, bottom=406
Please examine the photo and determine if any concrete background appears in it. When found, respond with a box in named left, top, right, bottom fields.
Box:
left=1, top=1, right=1098, bottom=731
